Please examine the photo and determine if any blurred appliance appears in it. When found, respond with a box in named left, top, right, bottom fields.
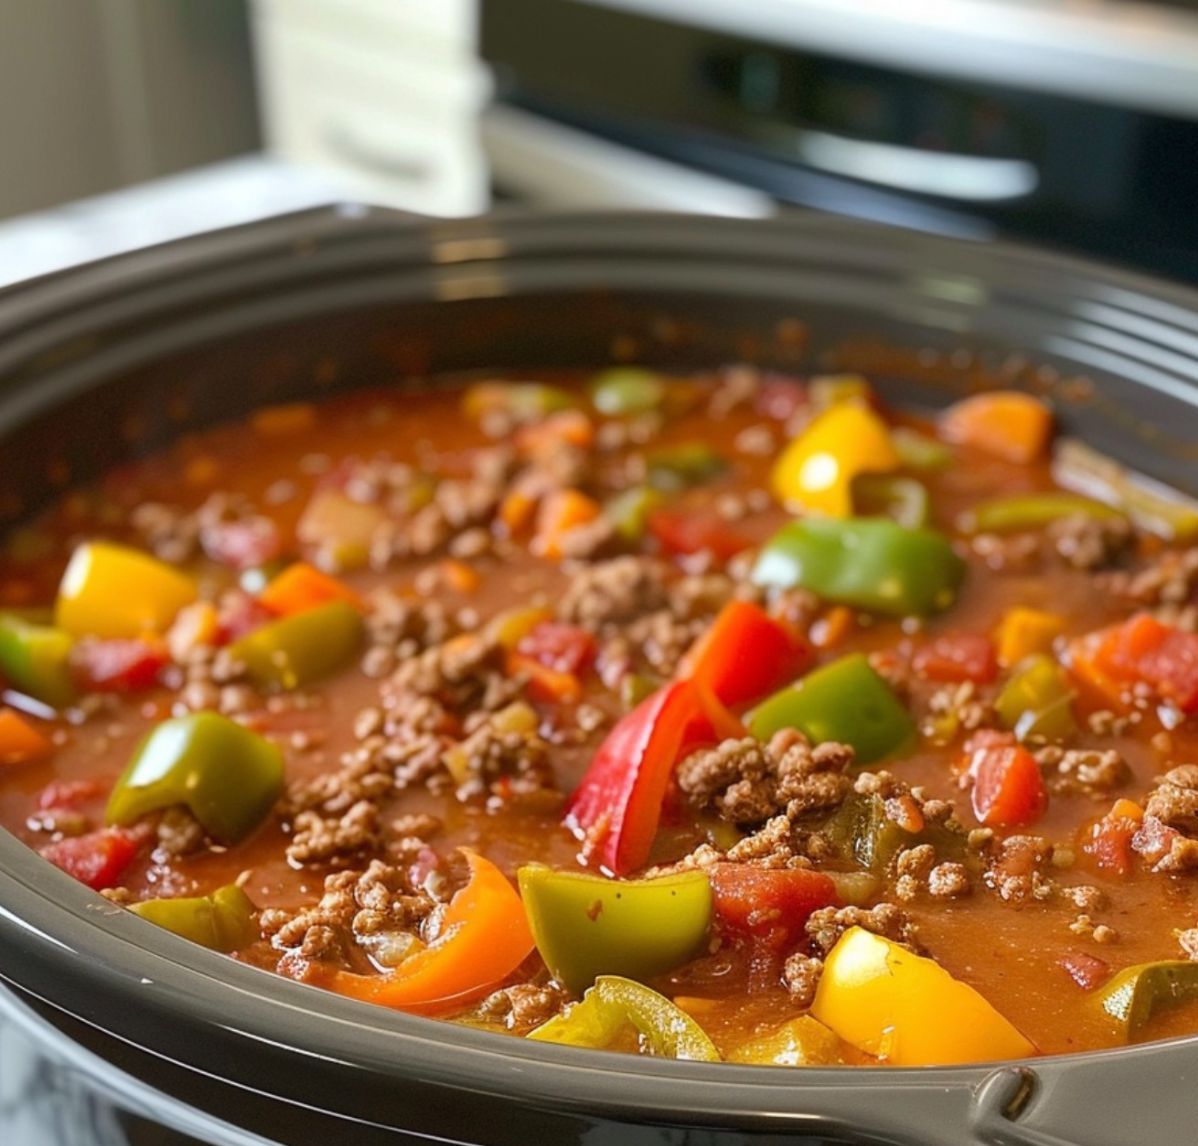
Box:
left=0, top=0, right=258, bottom=221
left=482, top=0, right=1198, bottom=281
left=251, top=0, right=490, bottom=216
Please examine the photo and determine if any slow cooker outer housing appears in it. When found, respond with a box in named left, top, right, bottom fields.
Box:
left=0, top=208, right=1195, bottom=1146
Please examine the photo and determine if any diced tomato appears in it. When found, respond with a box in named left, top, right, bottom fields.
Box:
left=1080, top=798, right=1143, bottom=877
left=506, top=651, right=582, bottom=705
left=37, top=777, right=111, bottom=811
left=201, top=517, right=281, bottom=571
left=710, top=863, right=840, bottom=951
left=564, top=680, right=745, bottom=876
left=1059, top=949, right=1110, bottom=992
left=963, top=731, right=1047, bottom=827
left=912, top=633, right=998, bottom=685
left=71, top=638, right=169, bottom=692
left=516, top=621, right=597, bottom=677
left=648, top=509, right=753, bottom=563
left=1089, top=614, right=1198, bottom=714
left=680, top=600, right=813, bottom=708
left=40, top=828, right=140, bottom=890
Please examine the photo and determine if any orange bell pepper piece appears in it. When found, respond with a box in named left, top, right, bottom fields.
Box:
left=258, top=562, right=362, bottom=617
left=939, top=391, right=1053, bottom=465
left=327, top=851, right=534, bottom=1012
left=533, top=489, right=602, bottom=560
left=995, top=607, right=1065, bottom=667
left=0, top=709, right=53, bottom=769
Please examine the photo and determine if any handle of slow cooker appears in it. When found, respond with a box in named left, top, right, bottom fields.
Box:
left=965, top=1068, right=1083, bottom=1146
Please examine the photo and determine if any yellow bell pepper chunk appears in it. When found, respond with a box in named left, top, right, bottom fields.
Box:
left=995, top=607, right=1065, bottom=668
left=771, top=404, right=900, bottom=516
left=56, top=542, right=197, bottom=639
left=727, top=1015, right=846, bottom=1066
left=811, top=927, right=1035, bottom=1066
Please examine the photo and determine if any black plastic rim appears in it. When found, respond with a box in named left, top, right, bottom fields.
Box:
left=0, top=206, right=1196, bottom=1146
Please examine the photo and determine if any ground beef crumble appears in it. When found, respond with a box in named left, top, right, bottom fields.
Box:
left=676, top=732, right=853, bottom=827
left=263, top=846, right=448, bottom=969
left=805, top=903, right=918, bottom=957
left=450, top=710, right=554, bottom=802
left=781, top=952, right=823, bottom=1009
left=477, top=981, right=570, bottom=1033
left=1133, top=765, right=1198, bottom=872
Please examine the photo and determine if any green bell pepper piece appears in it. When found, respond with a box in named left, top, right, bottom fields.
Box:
left=891, top=427, right=954, bottom=472
left=604, top=486, right=666, bottom=543
left=995, top=654, right=1078, bottom=742
left=0, top=612, right=76, bottom=708
left=130, top=884, right=258, bottom=952
left=821, top=792, right=965, bottom=873
left=589, top=368, right=666, bottom=416
left=852, top=474, right=931, bottom=529
left=962, top=492, right=1123, bottom=534
left=645, top=442, right=727, bottom=493
left=518, top=866, right=711, bottom=995
left=528, top=975, right=720, bottom=1061
left=747, top=653, right=916, bottom=764
left=752, top=518, right=965, bottom=617
left=1097, top=961, right=1198, bottom=1038
left=822, top=792, right=913, bottom=873
left=230, top=600, right=362, bottom=691
left=106, top=712, right=284, bottom=844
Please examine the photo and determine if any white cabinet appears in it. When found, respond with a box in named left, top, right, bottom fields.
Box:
left=251, top=0, right=489, bottom=216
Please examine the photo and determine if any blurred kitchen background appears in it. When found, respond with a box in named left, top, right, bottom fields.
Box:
left=3, top=0, right=1198, bottom=286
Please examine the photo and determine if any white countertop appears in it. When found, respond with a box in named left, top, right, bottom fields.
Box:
left=0, top=156, right=349, bottom=290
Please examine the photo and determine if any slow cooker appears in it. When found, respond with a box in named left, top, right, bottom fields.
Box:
left=0, top=208, right=1195, bottom=1146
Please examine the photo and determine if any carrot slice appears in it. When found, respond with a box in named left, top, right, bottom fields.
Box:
left=939, top=391, right=1053, bottom=464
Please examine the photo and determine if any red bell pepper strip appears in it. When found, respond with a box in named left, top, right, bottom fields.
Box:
left=648, top=508, right=753, bottom=563
left=963, top=731, right=1047, bottom=828
left=323, top=851, right=533, bottom=1012
left=710, top=863, right=840, bottom=951
left=912, top=633, right=998, bottom=686
left=40, top=828, right=140, bottom=890
left=71, top=638, right=169, bottom=692
left=679, top=600, right=813, bottom=709
left=564, top=680, right=745, bottom=876
left=1083, top=613, right=1198, bottom=714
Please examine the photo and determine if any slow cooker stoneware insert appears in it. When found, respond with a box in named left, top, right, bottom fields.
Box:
left=0, top=209, right=1196, bottom=1146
